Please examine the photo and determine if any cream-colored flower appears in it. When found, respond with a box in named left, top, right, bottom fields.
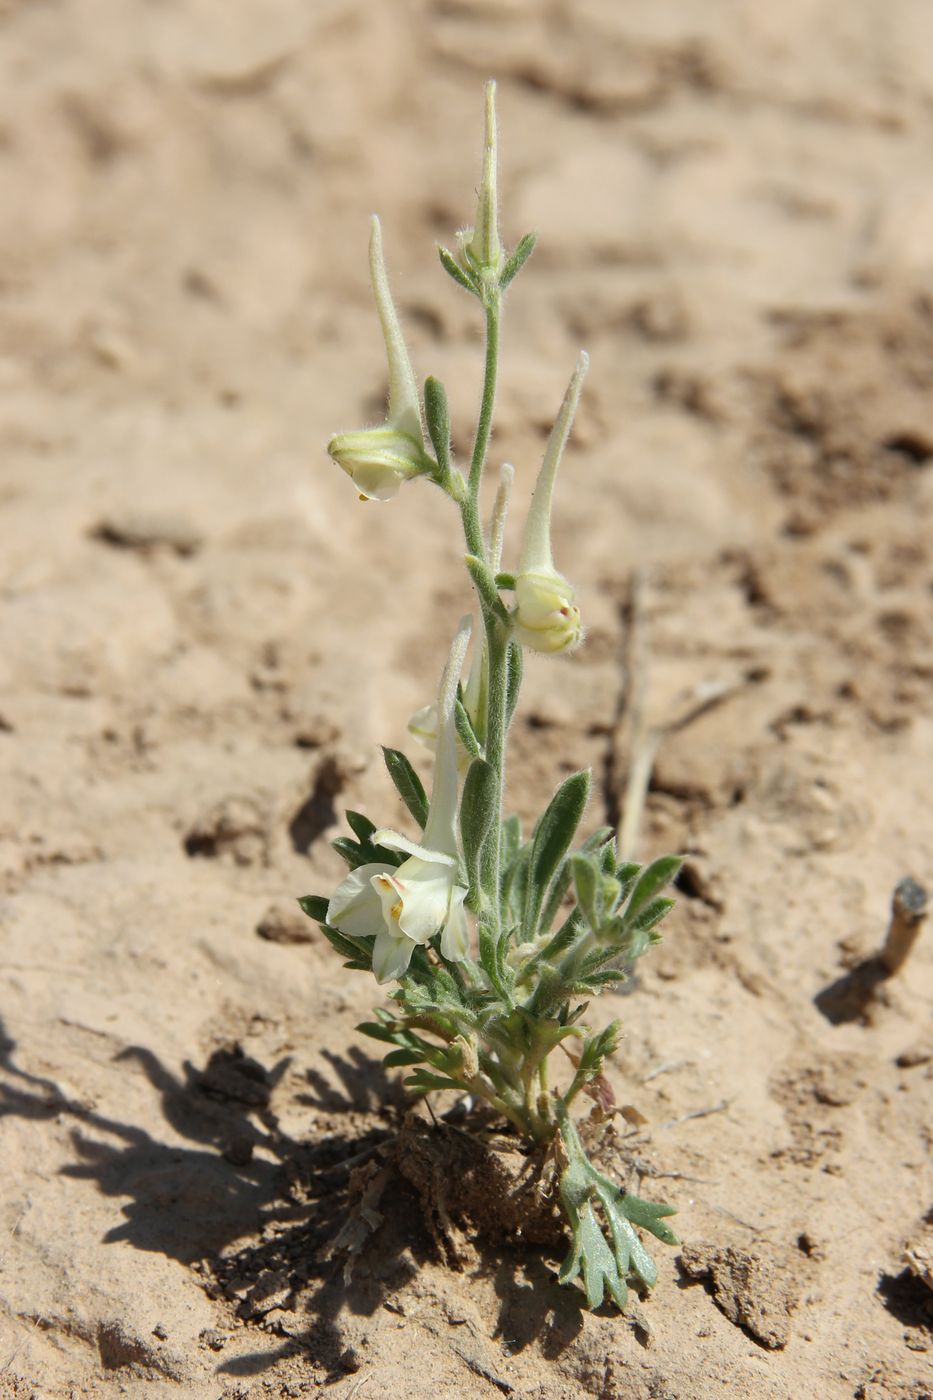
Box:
left=513, top=568, right=581, bottom=654
left=327, top=216, right=433, bottom=501
left=327, top=620, right=473, bottom=983
left=514, top=353, right=588, bottom=655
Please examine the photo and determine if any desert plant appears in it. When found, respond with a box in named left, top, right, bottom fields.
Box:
left=300, top=82, right=680, bottom=1311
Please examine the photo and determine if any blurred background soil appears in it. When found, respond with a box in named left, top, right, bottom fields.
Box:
left=1, top=1, right=932, bottom=1396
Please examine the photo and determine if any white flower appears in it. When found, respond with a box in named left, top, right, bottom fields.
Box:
left=327, top=620, right=473, bottom=983
left=327, top=216, right=433, bottom=501
left=514, top=353, right=588, bottom=654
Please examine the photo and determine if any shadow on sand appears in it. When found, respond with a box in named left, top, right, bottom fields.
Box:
left=0, top=1015, right=585, bottom=1379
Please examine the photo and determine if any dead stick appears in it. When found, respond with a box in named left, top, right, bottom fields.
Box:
left=880, top=877, right=928, bottom=976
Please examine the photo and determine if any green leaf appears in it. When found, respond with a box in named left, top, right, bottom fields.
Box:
left=555, top=1104, right=676, bottom=1311
left=522, top=769, right=591, bottom=938
left=382, top=746, right=429, bottom=829
left=623, top=855, right=683, bottom=926
left=357, top=1020, right=401, bottom=1044
left=331, top=835, right=395, bottom=871
left=438, top=244, right=479, bottom=296
left=571, top=853, right=601, bottom=932
left=505, top=640, right=523, bottom=728
left=539, top=858, right=572, bottom=934
left=631, top=895, right=675, bottom=933
left=297, top=894, right=328, bottom=923
left=455, top=699, right=482, bottom=760
left=319, top=923, right=372, bottom=967
left=383, top=1048, right=428, bottom=1068
left=424, top=376, right=451, bottom=473
left=499, top=231, right=537, bottom=291
left=345, top=810, right=376, bottom=844
left=460, top=758, right=497, bottom=900
left=404, top=1070, right=464, bottom=1094
left=494, top=571, right=516, bottom=590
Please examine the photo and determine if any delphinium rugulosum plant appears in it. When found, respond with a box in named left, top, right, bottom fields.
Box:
left=300, top=83, right=681, bottom=1311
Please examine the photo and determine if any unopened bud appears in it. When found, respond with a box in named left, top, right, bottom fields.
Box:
left=327, top=426, right=431, bottom=501
left=513, top=567, right=582, bottom=654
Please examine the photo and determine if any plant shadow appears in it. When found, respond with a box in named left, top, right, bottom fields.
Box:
left=0, top=1013, right=580, bottom=1378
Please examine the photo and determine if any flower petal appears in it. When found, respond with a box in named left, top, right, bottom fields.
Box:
left=372, top=829, right=456, bottom=866
left=440, top=885, right=470, bottom=962
left=372, top=927, right=415, bottom=984
left=327, top=862, right=393, bottom=938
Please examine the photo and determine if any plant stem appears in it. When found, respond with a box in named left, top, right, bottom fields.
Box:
left=482, top=622, right=509, bottom=919
left=469, top=292, right=500, bottom=500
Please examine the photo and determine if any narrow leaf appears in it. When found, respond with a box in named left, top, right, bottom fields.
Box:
left=382, top=746, right=429, bottom=828
left=571, top=853, right=601, bottom=932
left=297, top=894, right=328, bottom=923
left=460, top=758, right=497, bottom=899
left=345, top=810, right=377, bottom=843
left=499, top=231, right=537, bottom=291
left=505, top=639, right=523, bottom=727
left=438, top=245, right=479, bottom=295
left=523, top=769, right=591, bottom=938
left=424, top=376, right=451, bottom=472
left=455, top=699, right=482, bottom=760
left=623, top=855, right=683, bottom=925
left=383, top=1048, right=428, bottom=1068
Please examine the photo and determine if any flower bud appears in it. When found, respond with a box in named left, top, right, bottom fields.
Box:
left=327, top=216, right=433, bottom=501
left=327, top=426, right=432, bottom=502
left=513, top=353, right=588, bottom=653
left=513, top=567, right=582, bottom=654
left=461, top=81, right=504, bottom=278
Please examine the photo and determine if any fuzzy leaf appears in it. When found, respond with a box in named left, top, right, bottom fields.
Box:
left=571, top=853, right=601, bottom=932
left=382, top=746, right=429, bottom=829
left=523, top=769, right=591, bottom=938
left=505, top=640, right=523, bottom=727
left=623, top=855, right=683, bottom=925
left=424, top=376, right=451, bottom=472
left=455, top=699, right=482, bottom=760
left=460, top=758, right=497, bottom=899
left=499, top=231, right=537, bottom=291
left=438, top=244, right=479, bottom=295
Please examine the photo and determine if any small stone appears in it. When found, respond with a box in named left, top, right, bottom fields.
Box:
left=339, top=1347, right=362, bottom=1373
left=152, top=1322, right=169, bottom=1340
left=199, top=1328, right=229, bottom=1352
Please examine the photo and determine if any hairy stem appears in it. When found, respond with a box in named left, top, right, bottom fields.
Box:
left=469, top=294, right=500, bottom=499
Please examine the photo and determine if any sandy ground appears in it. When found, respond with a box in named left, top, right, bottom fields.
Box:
left=1, top=1, right=932, bottom=1397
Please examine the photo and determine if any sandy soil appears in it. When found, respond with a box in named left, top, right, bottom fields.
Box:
left=1, top=2, right=932, bottom=1397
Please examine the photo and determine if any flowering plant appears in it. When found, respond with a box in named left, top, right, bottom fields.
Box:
left=300, top=84, right=681, bottom=1311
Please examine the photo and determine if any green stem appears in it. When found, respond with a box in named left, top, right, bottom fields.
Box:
left=482, top=623, right=509, bottom=920
left=469, top=294, right=500, bottom=500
